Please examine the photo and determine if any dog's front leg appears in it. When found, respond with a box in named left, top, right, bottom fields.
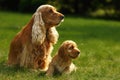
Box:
left=63, top=63, right=77, bottom=74
left=46, top=64, right=55, bottom=76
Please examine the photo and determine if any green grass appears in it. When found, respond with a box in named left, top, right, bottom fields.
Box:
left=0, top=11, right=120, bottom=80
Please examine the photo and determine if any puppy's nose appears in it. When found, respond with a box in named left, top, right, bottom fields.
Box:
left=77, top=51, right=80, bottom=54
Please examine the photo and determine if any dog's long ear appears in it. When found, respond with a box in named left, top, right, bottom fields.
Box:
left=47, top=27, right=59, bottom=44
left=32, top=12, right=46, bottom=44
left=58, top=44, right=68, bottom=59
left=58, top=46, right=64, bottom=58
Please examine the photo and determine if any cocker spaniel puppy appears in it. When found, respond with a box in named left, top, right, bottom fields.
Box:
left=7, top=4, right=64, bottom=71
left=46, top=40, right=80, bottom=76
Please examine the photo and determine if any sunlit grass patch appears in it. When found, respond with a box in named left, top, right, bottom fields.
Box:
left=0, top=11, right=120, bottom=80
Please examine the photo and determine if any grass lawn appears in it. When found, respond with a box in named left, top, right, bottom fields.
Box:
left=0, top=11, right=120, bottom=80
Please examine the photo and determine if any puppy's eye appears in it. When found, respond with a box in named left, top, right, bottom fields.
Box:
left=69, top=45, right=74, bottom=50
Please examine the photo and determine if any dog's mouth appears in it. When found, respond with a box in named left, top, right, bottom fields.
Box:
left=61, top=18, right=64, bottom=22
left=56, top=19, right=64, bottom=26
left=69, top=54, right=79, bottom=59
left=56, top=15, right=64, bottom=26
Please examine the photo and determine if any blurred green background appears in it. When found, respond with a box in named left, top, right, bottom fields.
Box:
left=0, top=0, right=120, bottom=19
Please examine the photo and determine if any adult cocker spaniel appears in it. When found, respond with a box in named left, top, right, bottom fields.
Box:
left=46, top=40, right=80, bottom=76
left=7, top=4, right=64, bottom=71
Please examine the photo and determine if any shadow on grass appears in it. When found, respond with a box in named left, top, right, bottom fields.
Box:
left=0, top=61, right=30, bottom=76
left=38, top=70, right=62, bottom=78
left=0, top=26, right=20, bottom=31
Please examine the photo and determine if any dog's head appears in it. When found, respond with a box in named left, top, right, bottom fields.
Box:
left=35, top=4, right=64, bottom=28
left=32, top=5, right=64, bottom=44
left=58, top=40, right=80, bottom=59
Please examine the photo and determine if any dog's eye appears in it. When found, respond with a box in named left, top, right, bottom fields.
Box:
left=48, top=9, right=53, bottom=13
left=69, top=45, right=74, bottom=50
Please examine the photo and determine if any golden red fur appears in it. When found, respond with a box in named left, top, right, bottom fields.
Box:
left=46, top=40, right=80, bottom=76
left=7, top=4, right=64, bottom=71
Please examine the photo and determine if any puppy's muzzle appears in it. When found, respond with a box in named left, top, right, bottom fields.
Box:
left=77, top=51, right=80, bottom=55
left=75, top=48, right=80, bottom=55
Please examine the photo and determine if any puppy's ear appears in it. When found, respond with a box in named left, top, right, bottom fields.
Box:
left=58, top=46, right=65, bottom=58
left=58, top=44, right=69, bottom=59
left=32, top=12, right=46, bottom=44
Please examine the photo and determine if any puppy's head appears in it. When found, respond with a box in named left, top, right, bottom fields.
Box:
left=35, top=4, right=64, bottom=28
left=58, top=40, right=80, bottom=59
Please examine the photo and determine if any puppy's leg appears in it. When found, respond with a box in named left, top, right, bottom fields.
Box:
left=46, top=64, right=55, bottom=76
left=69, top=63, right=77, bottom=72
left=63, top=63, right=77, bottom=74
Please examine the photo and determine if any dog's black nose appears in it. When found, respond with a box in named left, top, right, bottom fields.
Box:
left=60, top=15, right=64, bottom=19
left=77, top=51, right=80, bottom=54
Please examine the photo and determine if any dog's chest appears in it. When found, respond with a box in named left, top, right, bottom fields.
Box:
left=56, top=60, right=71, bottom=72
